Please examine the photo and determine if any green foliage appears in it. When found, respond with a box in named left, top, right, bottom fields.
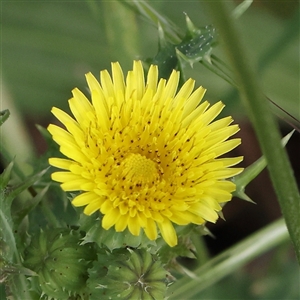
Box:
left=0, top=162, right=48, bottom=299
left=1, top=0, right=299, bottom=299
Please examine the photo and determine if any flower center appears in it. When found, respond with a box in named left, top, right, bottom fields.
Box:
left=121, top=153, right=160, bottom=185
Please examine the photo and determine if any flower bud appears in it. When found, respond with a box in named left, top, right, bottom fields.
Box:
left=24, top=228, right=95, bottom=299
left=87, top=248, right=167, bottom=300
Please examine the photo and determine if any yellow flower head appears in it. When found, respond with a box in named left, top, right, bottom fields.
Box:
left=48, top=61, right=243, bottom=247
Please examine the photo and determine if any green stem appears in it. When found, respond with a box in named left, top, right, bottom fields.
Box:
left=206, top=1, right=300, bottom=263
left=168, top=218, right=289, bottom=299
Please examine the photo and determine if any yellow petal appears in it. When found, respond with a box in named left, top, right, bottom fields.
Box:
left=49, top=158, right=72, bottom=170
left=102, top=207, right=120, bottom=229
left=128, top=215, right=141, bottom=236
left=132, top=60, right=145, bottom=100
left=202, top=138, right=241, bottom=158
left=200, top=101, right=225, bottom=126
left=204, top=125, right=240, bottom=149
left=152, top=78, right=166, bottom=102
left=59, top=144, right=88, bottom=163
left=199, top=196, right=222, bottom=211
left=182, top=85, right=205, bottom=118
left=182, top=100, right=210, bottom=127
left=111, top=62, right=125, bottom=96
left=170, top=210, right=204, bottom=225
left=61, top=180, right=94, bottom=191
left=115, top=214, right=129, bottom=232
left=146, top=64, right=158, bottom=92
left=100, top=69, right=114, bottom=99
left=72, top=192, right=100, bottom=206
left=174, top=78, right=195, bottom=106
left=157, top=218, right=177, bottom=247
left=83, top=200, right=102, bottom=215
left=51, top=107, right=84, bottom=142
left=85, top=72, right=101, bottom=93
left=143, top=218, right=158, bottom=241
left=51, top=171, right=81, bottom=183
left=47, top=124, right=77, bottom=148
left=189, top=202, right=219, bottom=223
left=208, top=116, right=233, bottom=131
left=202, top=168, right=244, bottom=180
left=70, top=88, right=94, bottom=122
left=162, top=70, right=179, bottom=100
left=217, top=156, right=244, bottom=168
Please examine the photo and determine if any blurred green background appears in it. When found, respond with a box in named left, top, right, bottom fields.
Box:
left=1, top=0, right=299, bottom=299
left=2, top=0, right=299, bottom=118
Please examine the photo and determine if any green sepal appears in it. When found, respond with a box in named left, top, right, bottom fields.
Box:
left=79, top=213, right=156, bottom=251
left=159, top=234, right=196, bottom=267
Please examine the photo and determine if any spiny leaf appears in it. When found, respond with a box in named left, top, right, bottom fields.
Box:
left=0, top=161, right=14, bottom=191
left=151, top=15, right=217, bottom=79
left=12, top=185, right=49, bottom=227
left=4, top=167, right=48, bottom=204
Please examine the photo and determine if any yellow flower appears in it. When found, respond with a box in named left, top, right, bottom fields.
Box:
left=48, top=61, right=243, bottom=247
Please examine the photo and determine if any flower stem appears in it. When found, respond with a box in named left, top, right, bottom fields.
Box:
left=206, top=1, right=300, bottom=262
left=168, top=218, right=289, bottom=299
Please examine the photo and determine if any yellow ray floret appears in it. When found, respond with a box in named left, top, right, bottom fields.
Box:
left=48, top=60, right=243, bottom=247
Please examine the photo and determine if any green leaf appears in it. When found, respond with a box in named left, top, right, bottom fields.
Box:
left=167, top=218, right=289, bottom=299
left=0, top=206, right=16, bottom=263
left=4, top=168, right=48, bottom=205
left=0, top=161, right=14, bottom=191
left=150, top=16, right=217, bottom=79
left=12, top=185, right=49, bottom=227
left=0, top=109, right=10, bottom=126
left=0, top=165, right=48, bottom=261
left=233, top=130, right=294, bottom=204
left=234, top=130, right=295, bottom=203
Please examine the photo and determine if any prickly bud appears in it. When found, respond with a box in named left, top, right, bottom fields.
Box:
left=24, top=228, right=96, bottom=299
left=87, top=248, right=167, bottom=300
